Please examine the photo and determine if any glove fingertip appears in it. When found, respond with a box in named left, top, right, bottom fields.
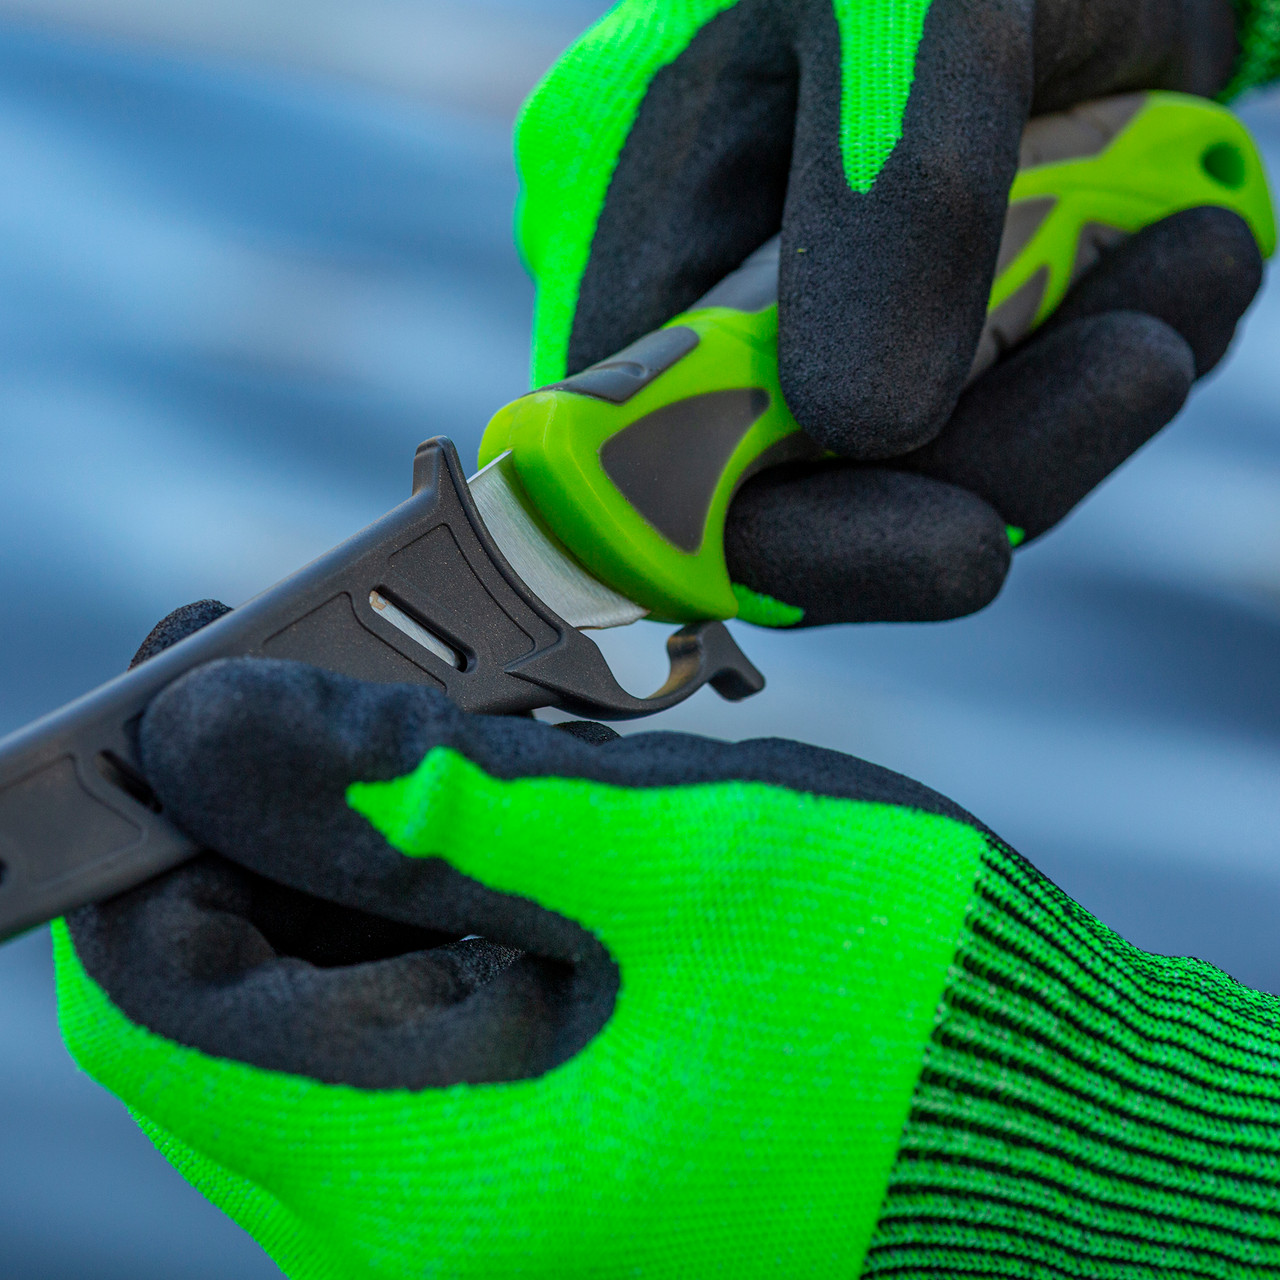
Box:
left=130, top=600, right=231, bottom=669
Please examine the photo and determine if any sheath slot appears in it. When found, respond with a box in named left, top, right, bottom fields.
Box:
left=369, top=591, right=463, bottom=670
left=96, top=751, right=162, bottom=814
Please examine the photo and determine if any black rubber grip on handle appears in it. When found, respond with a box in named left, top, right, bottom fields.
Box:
left=0, top=438, right=762, bottom=943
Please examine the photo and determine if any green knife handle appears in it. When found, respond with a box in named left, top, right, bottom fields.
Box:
left=480, top=91, right=1275, bottom=623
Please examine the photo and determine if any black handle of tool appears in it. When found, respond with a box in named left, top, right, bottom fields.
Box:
left=0, top=438, right=762, bottom=943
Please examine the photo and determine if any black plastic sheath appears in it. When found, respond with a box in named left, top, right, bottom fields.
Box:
left=0, top=439, right=762, bottom=943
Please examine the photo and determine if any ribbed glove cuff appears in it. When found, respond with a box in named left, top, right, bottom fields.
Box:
left=863, top=839, right=1280, bottom=1276
left=1228, top=0, right=1280, bottom=97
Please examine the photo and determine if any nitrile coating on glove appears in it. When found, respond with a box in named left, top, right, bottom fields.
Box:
left=509, top=0, right=1268, bottom=632
left=515, top=0, right=1251, bottom=454
left=54, top=660, right=1280, bottom=1279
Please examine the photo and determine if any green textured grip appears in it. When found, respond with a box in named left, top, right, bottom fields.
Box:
left=977, top=92, right=1276, bottom=374
left=480, top=91, right=1276, bottom=623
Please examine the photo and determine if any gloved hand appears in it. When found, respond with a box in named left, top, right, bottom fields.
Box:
left=514, top=1, right=1275, bottom=627
left=723, top=205, right=1262, bottom=625
left=519, top=0, right=1270, bottom=448
left=57, top=645, right=1280, bottom=1277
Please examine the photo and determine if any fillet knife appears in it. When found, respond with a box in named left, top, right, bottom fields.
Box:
left=0, top=91, right=1271, bottom=943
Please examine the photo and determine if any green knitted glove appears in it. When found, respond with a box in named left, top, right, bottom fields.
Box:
left=1231, top=0, right=1280, bottom=95
left=516, top=0, right=1265, bottom=456
left=56, top=656, right=1280, bottom=1278
left=513, top=2, right=1275, bottom=629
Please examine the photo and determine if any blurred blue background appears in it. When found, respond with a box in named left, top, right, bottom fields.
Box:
left=0, top=3, right=1278, bottom=1273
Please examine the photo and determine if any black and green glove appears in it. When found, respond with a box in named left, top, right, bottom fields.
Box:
left=518, top=0, right=1273, bottom=450
left=721, top=205, right=1264, bottom=624
left=508, top=0, right=1276, bottom=627
left=57, top=646, right=1280, bottom=1278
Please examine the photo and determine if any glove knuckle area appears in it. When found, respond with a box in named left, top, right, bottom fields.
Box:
left=55, top=729, right=998, bottom=1276
left=137, top=656, right=634, bottom=948
left=1032, top=0, right=1236, bottom=106
left=139, top=656, right=455, bottom=869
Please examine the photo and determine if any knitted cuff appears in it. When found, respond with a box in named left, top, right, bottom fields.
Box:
left=863, top=839, right=1280, bottom=1277
left=1227, top=0, right=1280, bottom=98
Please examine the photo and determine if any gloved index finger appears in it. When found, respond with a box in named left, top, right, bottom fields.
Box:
left=140, top=654, right=982, bottom=959
left=518, top=0, right=1018, bottom=416
left=778, top=0, right=1033, bottom=458
left=519, top=0, right=1240, bottom=460
left=778, top=0, right=1241, bottom=460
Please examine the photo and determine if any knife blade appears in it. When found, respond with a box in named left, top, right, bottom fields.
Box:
left=468, top=452, right=647, bottom=629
